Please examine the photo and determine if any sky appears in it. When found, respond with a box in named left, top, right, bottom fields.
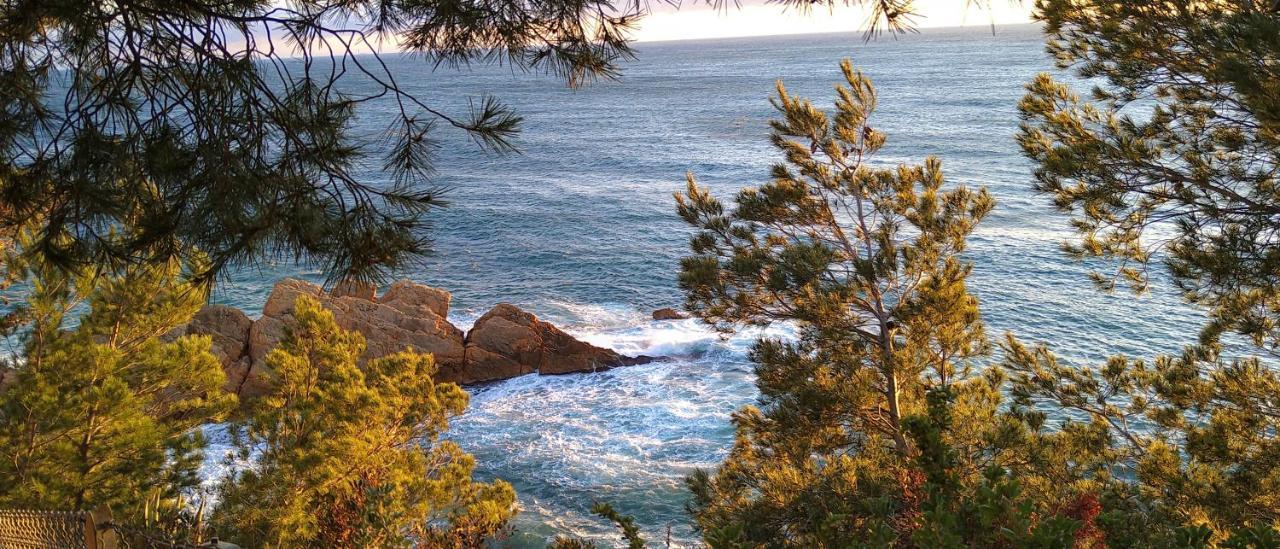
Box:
left=246, top=0, right=1037, bottom=56
left=631, top=0, right=1036, bottom=42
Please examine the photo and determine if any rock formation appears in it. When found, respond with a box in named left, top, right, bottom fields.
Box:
left=173, top=304, right=262, bottom=396
left=652, top=307, right=688, bottom=321
left=330, top=279, right=377, bottom=301
left=457, top=303, right=650, bottom=383
left=182, top=278, right=651, bottom=399
left=246, top=278, right=466, bottom=373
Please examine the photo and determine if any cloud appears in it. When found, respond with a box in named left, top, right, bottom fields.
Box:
left=631, top=0, right=1035, bottom=42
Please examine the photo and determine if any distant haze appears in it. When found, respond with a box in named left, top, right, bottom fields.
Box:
left=633, top=0, right=1036, bottom=42
left=246, top=1, right=1035, bottom=54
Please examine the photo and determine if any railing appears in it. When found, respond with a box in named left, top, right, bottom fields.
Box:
left=0, top=507, right=237, bottom=548
left=0, top=507, right=116, bottom=549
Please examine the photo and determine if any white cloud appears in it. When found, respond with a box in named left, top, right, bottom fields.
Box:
left=631, top=0, right=1035, bottom=42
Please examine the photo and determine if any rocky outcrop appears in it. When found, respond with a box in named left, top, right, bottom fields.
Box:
left=247, top=278, right=320, bottom=367
left=460, top=303, right=651, bottom=382
left=331, top=279, right=377, bottom=300
left=180, top=278, right=652, bottom=398
left=247, top=278, right=465, bottom=372
left=176, top=304, right=265, bottom=397
left=381, top=280, right=451, bottom=319
left=652, top=307, right=687, bottom=321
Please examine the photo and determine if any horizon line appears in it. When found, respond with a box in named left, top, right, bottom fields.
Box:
left=631, top=20, right=1041, bottom=45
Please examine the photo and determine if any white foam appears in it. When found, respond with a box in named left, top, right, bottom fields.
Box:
left=439, top=306, right=779, bottom=547
left=542, top=300, right=797, bottom=359
left=195, top=303, right=779, bottom=547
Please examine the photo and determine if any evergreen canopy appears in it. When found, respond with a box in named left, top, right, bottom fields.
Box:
left=1010, top=0, right=1280, bottom=539
left=213, top=296, right=515, bottom=547
left=677, top=59, right=1000, bottom=544
left=0, top=0, right=942, bottom=288
left=1019, top=0, right=1280, bottom=351
left=0, top=261, right=235, bottom=518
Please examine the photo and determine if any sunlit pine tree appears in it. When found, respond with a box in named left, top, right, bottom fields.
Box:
left=676, top=59, right=998, bottom=544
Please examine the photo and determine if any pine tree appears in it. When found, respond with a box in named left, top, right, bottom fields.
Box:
left=1018, top=0, right=1280, bottom=351
left=212, top=295, right=516, bottom=547
left=1009, top=1, right=1280, bottom=542
left=549, top=503, right=648, bottom=549
left=0, top=0, right=961, bottom=289
left=904, top=388, right=1084, bottom=549
left=676, top=59, right=999, bottom=544
left=0, top=259, right=236, bottom=517
left=0, top=0, right=616, bottom=286
left=999, top=337, right=1280, bottom=545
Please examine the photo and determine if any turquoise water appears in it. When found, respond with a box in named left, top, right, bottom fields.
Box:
left=207, top=24, right=1209, bottom=546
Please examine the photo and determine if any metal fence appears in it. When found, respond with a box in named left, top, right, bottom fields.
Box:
left=0, top=507, right=115, bottom=548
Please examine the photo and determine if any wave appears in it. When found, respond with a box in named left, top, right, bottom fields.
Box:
left=450, top=303, right=777, bottom=547
left=196, top=302, right=771, bottom=548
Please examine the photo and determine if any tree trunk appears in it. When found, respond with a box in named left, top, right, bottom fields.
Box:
left=880, top=326, right=909, bottom=456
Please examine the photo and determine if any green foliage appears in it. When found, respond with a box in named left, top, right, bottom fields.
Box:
left=1018, top=0, right=1280, bottom=351
left=549, top=537, right=599, bottom=549
left=0, top=261, right=235, bottom=518
left=1001, top=335, right=1280, bottom=541
left=592, top=502, right=647, bottom=549
left=1013, top=1, right=1280, bottom=544
left=677, top=58, right=999, bottom=545
left=1167, top=523, right=1280, bottom=549
left=676, top=46, right=1280, bottom=547
left=913, top=464, right=1082, bottom=549
left=906, top=388, right=1082, bottom=549
left=0, top=0, right=964, bottom=288
left=212, top=295, right=515, bottom=548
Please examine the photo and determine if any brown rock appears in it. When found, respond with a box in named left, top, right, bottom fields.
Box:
left=652, top=307, right=687, bottom=321
left=452, top=346, right=533, bottom=385
left=247, top=315, right=288, bottom=367
left=248, top=278, right=466, bottom=378
left=181, top=304, right=270, bottom=398
left=228, top=279, right=653, bottom=390
left=331, top=279, right=377, bottom=301
left=382, top=279, right=451, bottom=318
left=260, top=278, right=325, bottom=319
left=466, top=304, right=547, bottom=366
left=187, top=305, right=253, bottom=366
left=462, top=303, right=639, bottom=378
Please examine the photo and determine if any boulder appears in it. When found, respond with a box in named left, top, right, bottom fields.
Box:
left=246, top=316, right=287, bottom=371
left=450, top=346, right=532, bottom=385
left=466, top=304, right=550, bottom=368
left=462, top=303, right=651, bottom=378
left=181, top=304, right=268, bottom=398
left=331, top=279, right=377, bottom=301
left=259, top=277, right=324, bottom=319
left=248, top=278, right=467, bottom=377
left=248, top=278, right=326, bottom=365
left=227, top=278, right=654, bottom=390
left=652, top=307, right=687, bottom=321
left=382, top=280, right=451, bottom=319
left=187, top=305, right=253, bottom=368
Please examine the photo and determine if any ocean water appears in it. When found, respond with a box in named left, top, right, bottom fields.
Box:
left=207, top=24, right=1211, bottom=546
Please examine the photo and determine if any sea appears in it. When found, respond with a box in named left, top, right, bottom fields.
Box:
left=204, top=23, right=1212, bottom=547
